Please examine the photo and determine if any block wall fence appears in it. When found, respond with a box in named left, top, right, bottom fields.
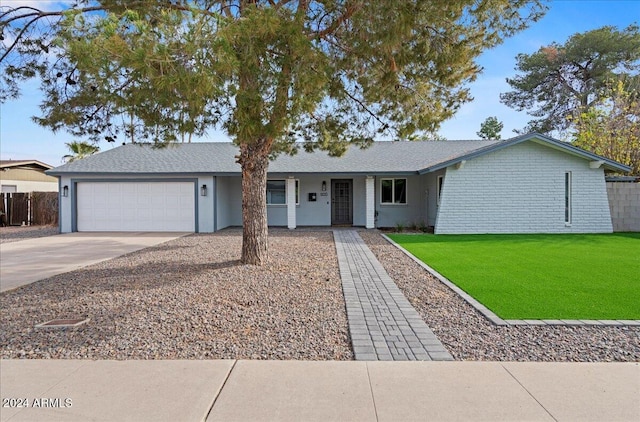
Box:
left=606, top=181, right=640, bottom=232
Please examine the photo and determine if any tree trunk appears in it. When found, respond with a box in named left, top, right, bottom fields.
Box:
left=238, top=141, right=270, bottom=265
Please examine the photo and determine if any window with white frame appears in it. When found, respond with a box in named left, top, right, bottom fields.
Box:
left=381, top=178, right=407, bottom=204
left=565, top=172, right=572, bottom=224
left=266, top=179, right=299, bottom=205
left=437, top=175, right=444, bottom=205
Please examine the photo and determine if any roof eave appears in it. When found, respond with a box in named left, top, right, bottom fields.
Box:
left=2, top=160, right=53, bottom=171
left=48, top=170, right=420, bottom=177
left=419, top=132, right=632, bottom=174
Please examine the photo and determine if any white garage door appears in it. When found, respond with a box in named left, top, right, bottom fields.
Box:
left=77, top=182, right=195, bottom=232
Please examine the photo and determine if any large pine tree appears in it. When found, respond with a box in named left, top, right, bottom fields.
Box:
left=1, top=0, right=546, bottom=264
left=500, top=25, right=640, bottom=134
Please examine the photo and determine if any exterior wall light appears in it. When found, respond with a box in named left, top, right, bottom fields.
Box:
left=62, top=185, right=69, bottom=197
left=321, top=181, right=327, bottom=191
left=201, top=184, right=207, bottom=196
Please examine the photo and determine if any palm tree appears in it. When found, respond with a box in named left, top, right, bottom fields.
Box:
left=62, top=141, right=100, bottom=163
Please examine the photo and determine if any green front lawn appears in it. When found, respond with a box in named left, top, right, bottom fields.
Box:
left=389, top=233, right=640, bottom=320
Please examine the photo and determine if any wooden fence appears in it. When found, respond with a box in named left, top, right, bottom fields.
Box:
left=0, top=192, right=58, bottom=226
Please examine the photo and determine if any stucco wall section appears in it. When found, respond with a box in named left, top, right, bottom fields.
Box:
left=422, top=171, right=444, bottom=227
left=1, top=168, right=57, bottom=183
left=198, top=176, right=215, bottom=233
left=293, top=175, right=331, bottom=226
left=216, top=176, right=242, bottom=229
left=0, top=180, right=58, bottom=192
left=59, top=175, right=72, bottom=233
left=374, top=175, right=425, bottom=227
left=435, top=141, right=613, bottom=234
left=607, top=182, right=640, bottom=232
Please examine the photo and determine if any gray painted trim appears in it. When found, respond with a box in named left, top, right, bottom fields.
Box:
left=212, top=176, right=217, bottom=232
left=381, top=234, right=640, bottom=327
left=419, top=132, right=632, bottom=174
left=57, top=177, right=62, bottom=234
left=50, top=171, right=233, bottom=177
left=70, top=178, right=199, bottom=232
left=51, top=171, right=419, bottom=178
left=268, top=171, right=418, bottom=176
left=50, top=171, right=237, bottom=177
left=193, top=181, right=200, bottom=233
left=71, top=182, right=77, bottom=232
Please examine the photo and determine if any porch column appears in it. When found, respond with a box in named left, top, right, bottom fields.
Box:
left=287, top=176, right=296, bottom=229
left=365, top=176, right=375, bottom=229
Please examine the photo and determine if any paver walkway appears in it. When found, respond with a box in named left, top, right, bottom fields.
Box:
left=333, top=230, right=453, bottom=361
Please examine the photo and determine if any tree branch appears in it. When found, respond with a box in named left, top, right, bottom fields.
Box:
left=267, top=55, right=292, bottom=135
left=295, top=0, right=310, bottom=18
left=341, top=84, right=387, bottom=127
left=1, top=6, right=41, bottom=20
left=0, top=15, right=39, bottom=63
left=1, top=6, right=103, bottom=27
left=311, top=1, right=362, bottom=39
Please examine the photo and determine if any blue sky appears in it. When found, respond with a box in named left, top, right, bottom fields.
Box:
left=1, top=0, right=639, bottom=165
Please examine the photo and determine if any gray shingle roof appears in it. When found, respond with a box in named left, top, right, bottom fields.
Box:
left=47, top=140, right=500, bottom=175
left=46, top=133, right=631, bottom=176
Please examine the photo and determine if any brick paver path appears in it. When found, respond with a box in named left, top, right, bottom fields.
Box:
left=333, top=230, right=453, bottom=361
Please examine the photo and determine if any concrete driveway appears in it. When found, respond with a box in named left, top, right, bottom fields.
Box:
left=0, top=232, right=188, bottom=292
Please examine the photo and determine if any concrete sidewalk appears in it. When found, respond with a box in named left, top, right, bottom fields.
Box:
left=1, top=360, right=637, bottom=422
left=0, top=232, right=188, bottom=292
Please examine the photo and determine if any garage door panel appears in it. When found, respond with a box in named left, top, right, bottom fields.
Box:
left=120, top=183, right=137, bottom=194
left=107, top=183, right=121, bottom=194
left=165, top=184, right=183, bottom=195
left=150, top=197, right=165, bottom=207
left=149, top=209, right=164, bottom=219
left=77, top=182, right=195, bottom=232
left=149, top=184, right=166, bottom=195
left=121, top=220, right=138, bottom=231
left=174, top=218, right=195, bottom=231
left=165, top=208, right=180, bottom=219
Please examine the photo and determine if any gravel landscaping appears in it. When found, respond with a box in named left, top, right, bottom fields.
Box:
left=0, top=225, right=58, bottom=244
left=360, top=231, right=640, bottom=362
left=0, top=229, right=352, bottom=360
left=2, top=227, right=637, bottom=362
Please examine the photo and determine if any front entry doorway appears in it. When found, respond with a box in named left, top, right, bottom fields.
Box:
left=331, top=179, right=353, bottom=225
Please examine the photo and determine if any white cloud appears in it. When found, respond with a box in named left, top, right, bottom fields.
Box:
left=1, top=1, right=74, bottom=12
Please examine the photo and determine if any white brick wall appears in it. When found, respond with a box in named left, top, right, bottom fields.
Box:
left=435, top=141, right=613, bottom=234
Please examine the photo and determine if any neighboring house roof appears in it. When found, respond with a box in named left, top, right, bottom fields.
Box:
left=47, top=133, right=631, bottom=176
left=1, top=160, right=53, bottom=171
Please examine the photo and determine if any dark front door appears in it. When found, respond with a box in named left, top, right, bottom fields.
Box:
left=331, top=179, right=353, bottom=225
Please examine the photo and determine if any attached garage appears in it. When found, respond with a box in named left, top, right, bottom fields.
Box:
left=76, top=181, right=196, bottom=232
